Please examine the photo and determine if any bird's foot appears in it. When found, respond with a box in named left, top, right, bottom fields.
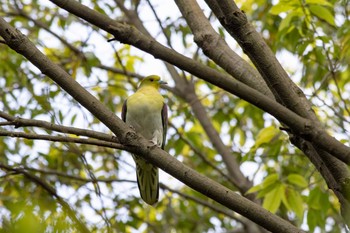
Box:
left=147, top=140, right=158, bottom=149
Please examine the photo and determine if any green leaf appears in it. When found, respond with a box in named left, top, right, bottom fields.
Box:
left=251, top=126, right=279, bottom=151
left=278, top=11, right=299, bottom=32
left=287, top=174, right=308, bottom=188
left=307, top=187, right=321, bottom=210
left=238, top=129, right=246, bottom=147
left=270, top=3, right=295, bottom=15
left=281, top=187, right=292, bottom=210
left=309, top=5, right=335, bottom=26
left=267, top=139, right=283, bottom=157
left=255, top=174, right=280, bottom=198
left=70, top=113, right=77, bottom=125
left=286, top=188, right=304, bottom=219
left=307, top=208, right=325, bottom=232
left=319, top=190, right=331, bottom=212
left=246, top=184, right=263, bottom=194
left=307, top=208, right=317, bottom=232
left=306, top=0, right=333, bottom=7
left=261, top=173, right=279, bottom=188
left=257, top=182, right=281, bottom=198
left=262, top=183, right=284, bottom=213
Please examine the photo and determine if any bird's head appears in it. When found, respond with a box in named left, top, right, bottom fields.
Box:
left=139, top=75, right=167, bottom=89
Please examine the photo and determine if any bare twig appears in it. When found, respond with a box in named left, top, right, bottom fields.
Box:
left=0, top=110, right=119, bottom=143
left=0, top=129, right=126, bottom=150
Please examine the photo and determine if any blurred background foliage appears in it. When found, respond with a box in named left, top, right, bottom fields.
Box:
left=0, top=0, right=349, bottom=232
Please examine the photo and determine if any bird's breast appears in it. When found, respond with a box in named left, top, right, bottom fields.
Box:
left=125, top=91, right=164, bottom=144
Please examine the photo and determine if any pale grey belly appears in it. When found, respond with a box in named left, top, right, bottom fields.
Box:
left=126, top=108, right=163, bottom=146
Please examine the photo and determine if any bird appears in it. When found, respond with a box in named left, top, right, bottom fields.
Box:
left=121, top=75, right=168, bottom=205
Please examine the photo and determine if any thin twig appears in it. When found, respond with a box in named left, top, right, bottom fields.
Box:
left=23, top=166, right=134, bottom=183
left=0, top=110, right=119, bottom=143
left=0, top=129, right=126, bottom=150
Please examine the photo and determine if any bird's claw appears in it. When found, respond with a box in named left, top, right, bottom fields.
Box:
left=148, top=140, right=159, bottom=149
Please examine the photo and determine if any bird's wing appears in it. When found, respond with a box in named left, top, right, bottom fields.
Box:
left=161, top=103, right=168, bottom=150
left=121, top=99, right=127, bottom=122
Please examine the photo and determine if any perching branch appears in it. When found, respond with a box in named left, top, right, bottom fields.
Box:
left=23, top=166, right=135, bottom=184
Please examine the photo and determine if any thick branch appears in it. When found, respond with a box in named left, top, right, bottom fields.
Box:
left=205, top=0, right=313, bottom=117
left=174, top=0, right=273, bottom=99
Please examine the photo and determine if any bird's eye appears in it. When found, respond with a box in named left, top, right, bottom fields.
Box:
left=150, top=79, right=154, bottom=82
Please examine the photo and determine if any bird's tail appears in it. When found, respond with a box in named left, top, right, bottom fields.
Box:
left=133, top=155, right=159, bottom=205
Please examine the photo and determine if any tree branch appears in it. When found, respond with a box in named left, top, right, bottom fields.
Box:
left=0, top=129, right=126, bottom=150
left=174, top=0, right=273, bottom=99
left=23, top=165, right=135, bottom=184
left=0, top=111, right=119, bottom=143
left=181, top=87, right=253, bottom=193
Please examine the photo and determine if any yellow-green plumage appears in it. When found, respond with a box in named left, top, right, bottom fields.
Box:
left=121, top=75, right=167, bottom=205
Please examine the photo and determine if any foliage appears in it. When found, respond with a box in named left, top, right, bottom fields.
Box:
left=0, top=0, right=349, bottom=232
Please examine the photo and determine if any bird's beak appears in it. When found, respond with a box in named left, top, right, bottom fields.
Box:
left=159, top=80, right=168, bottom=85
